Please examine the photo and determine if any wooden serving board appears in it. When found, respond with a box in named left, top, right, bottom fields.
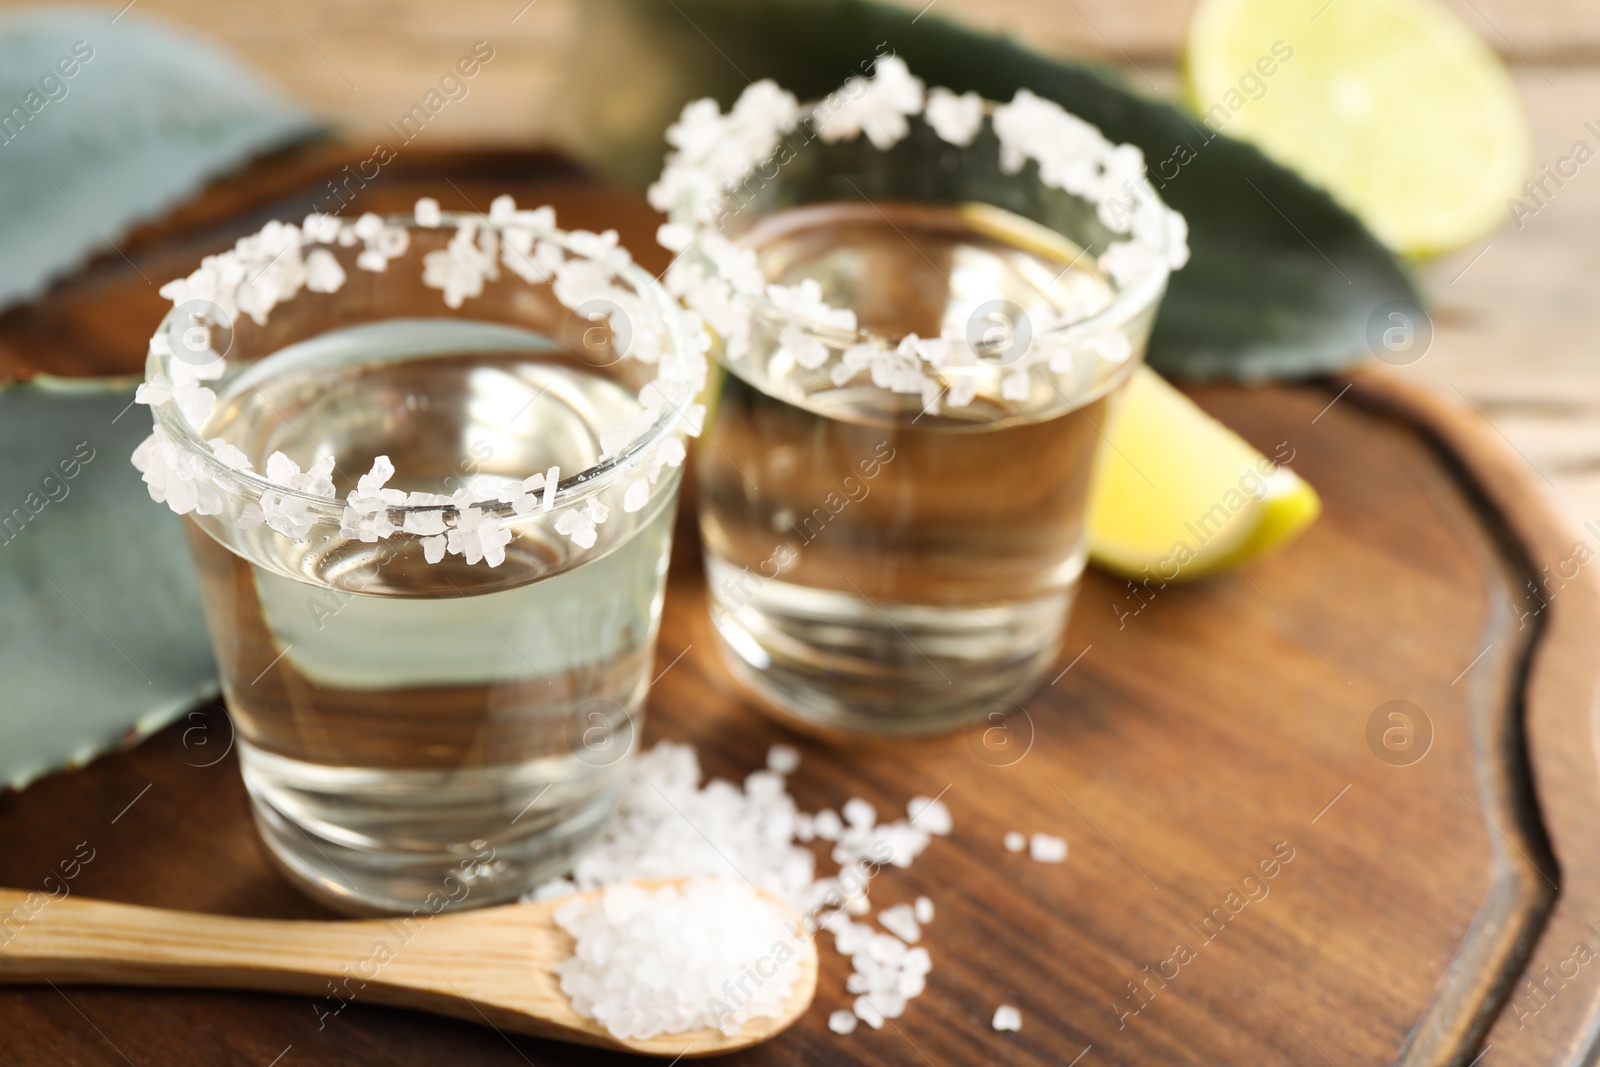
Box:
left=3, top=145, right=1599, bottom=1067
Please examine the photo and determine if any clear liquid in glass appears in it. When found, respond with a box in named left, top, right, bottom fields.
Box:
left=699, top=201, right=1129, bottom=734
left=189, top=319, right=677, bottom=912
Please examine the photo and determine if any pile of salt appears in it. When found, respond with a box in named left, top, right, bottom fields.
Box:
left=530, top=742, right=952, bottom=1041
left=553, top=877, right=801, bottom=1040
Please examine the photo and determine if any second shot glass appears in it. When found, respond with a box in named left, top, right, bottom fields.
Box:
left=656, top=61, right=1187, bottom=735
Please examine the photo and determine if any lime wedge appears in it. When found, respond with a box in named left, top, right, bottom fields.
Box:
left=1185, top=0, right=1529, bottom=257
left=1088, top=367, right=1320, bottom=580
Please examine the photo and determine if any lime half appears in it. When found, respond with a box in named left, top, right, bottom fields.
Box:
left=1088, top=367, right=1321, bottom=581
left=1186, top=0, right=1529, bottom=257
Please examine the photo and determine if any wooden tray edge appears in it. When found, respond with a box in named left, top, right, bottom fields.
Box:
left=1343, top=364, right=1600, bottom=1065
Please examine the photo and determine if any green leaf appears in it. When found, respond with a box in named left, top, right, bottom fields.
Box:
left=0, top=377, right=217, bottom=791
left=550, top=0, right=1421, bottom=380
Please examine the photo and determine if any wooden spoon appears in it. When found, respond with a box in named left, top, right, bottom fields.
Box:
left=0, top=880, right=818, bottom=1057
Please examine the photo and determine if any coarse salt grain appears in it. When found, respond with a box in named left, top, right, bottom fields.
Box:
left=854, top=996, right=886, bottom=1029
left=414, top=197, right=442, bottom=227
left=813, top=809, right=844, bottom=840
left=554, top=877, right=799, bottom=1040
left=842, top=797, right=876, bottom=828
left=878, top=903, right=921, bottom=944
left=1029, top=833, right=1068, bottom=863
left=907, top=795, right=953, bottom=835
left=766, top=743, right=801, bottom=775
left=828, top=1009, right=858, bottom=1034
left=993, top=1004, right=1023, bottom=1031
left=914, top=896, right=934, bottom=924
left=1004, top=831, right=1027, bottom=853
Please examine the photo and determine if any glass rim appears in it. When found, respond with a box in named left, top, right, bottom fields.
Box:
left=148, top=213, right=694, bottom=522
left=668, top=97, right=1174, bottom=351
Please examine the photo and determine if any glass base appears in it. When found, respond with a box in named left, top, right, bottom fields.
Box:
left=707, top=559, right=1072, bottom=736
left=239, top=739, right=628, bottom=915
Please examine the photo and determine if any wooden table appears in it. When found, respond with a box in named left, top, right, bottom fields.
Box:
left=3, top=147, right=1600, bottom=1066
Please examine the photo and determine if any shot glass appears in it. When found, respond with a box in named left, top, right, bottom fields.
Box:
left=657, top=62, right=1187, bottom=735
left=132, top=201, right=706, bottom=912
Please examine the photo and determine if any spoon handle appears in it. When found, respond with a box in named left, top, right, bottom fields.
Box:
left=0, top=889, right=392, bottom=994
left=0, top=889, right=587, bottom=1043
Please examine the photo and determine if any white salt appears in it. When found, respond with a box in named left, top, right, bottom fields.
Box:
left=868, top=932, right=908, bottom=964
left=828, top=1009, right=858, bottom=1034
left=876, top=991, right=908, bottom=1019
left=413, top=197, right=442, bottom=227
left=553, top=878, right=800, bottom=1040
left=907, top=795, right=952, bottom=835
left=526, top=741, right=947, bottom=1042
left=529, top=742, right=816, bottom=902
left=1029, top=833, right=1068, bottom=863
left=878, top=903, right=921, bottom=944
left=854, top=996, right=886, bottom=1029
left=842, top=797, right=877, bottom=829
left=993, top=1004, right=1023, bottom=1031
left=813, top=809, right=844, bottom=841
left=766, top=743, right=801, bottom=775
left=1004, top=831, right=1027, bottom=853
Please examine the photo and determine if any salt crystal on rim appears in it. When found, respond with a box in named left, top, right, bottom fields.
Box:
left=304, top=249, right=345, bottom=293
left=622, top=478, right=650, bottom=513
left=541, top=465, right=560, bottom=511
left=135, top=198, right=708, bottom=571
left=816, top=55, right=925, bottom=151
left=654, top=67, right=1188, bottom=422
left=925, top=87, right=984, bottom=147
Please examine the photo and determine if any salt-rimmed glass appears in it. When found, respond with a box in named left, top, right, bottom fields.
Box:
left=657, top=63, right=1186, bottom=735
left=133, top=203, right=705, bottom=912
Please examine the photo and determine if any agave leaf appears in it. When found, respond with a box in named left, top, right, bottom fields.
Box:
left=0, top=377, right=217, bottom=791
left=0, top=9, right=317, bottom=314
left=547, top=0, right=1420, bottom=380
